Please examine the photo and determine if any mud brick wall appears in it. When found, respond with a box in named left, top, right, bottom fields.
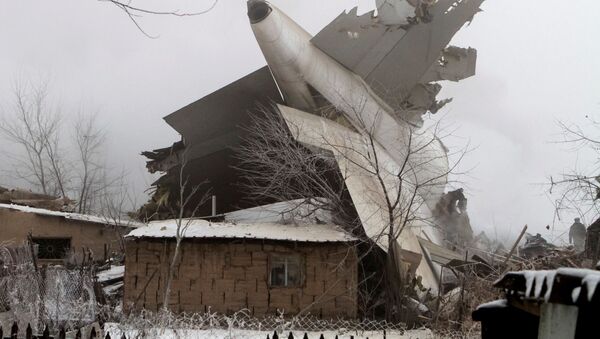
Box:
left=123, top=238, right=357, bottom=318
left=0, top=209, right=129, bottom=263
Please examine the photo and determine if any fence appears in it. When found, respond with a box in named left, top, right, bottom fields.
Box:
left=97, top=309, right=412, bottom=339
left=0, top=243, right=97, bottom=330
left=0, top=322, right=393, bottom=339
left=0, top=322, right=101, bottom=339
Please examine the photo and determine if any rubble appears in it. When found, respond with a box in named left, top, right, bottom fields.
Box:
left=96, top=265, right=125, bottom=299
left=434, top=188, right=474, bottom=247
left=519, top=233, right=554, bottom=258
left=0, top=186, right=74, bottom=212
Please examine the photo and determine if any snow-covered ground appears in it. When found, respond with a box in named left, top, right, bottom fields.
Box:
left=103, top=324, right=433, bottom=339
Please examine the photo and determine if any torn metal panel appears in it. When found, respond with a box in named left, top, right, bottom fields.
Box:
left=417, top=236, right=467, bottom=266
left=141, top=140, right=184, bottom=173
left=421, top=46, right=478, bottom=83
left=364, top=0, right=483, bottom=101
left=310, top=7, right=408, bottom=76
left=375, top=0, right=415, bottom=25
left=311, top=0, right=483, bottom=114
left=395, top=83, right=449, bottom=121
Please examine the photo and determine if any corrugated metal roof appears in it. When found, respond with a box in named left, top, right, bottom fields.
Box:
left=0, top=203, right=144, bottom=228
left=126, top=219, right=357, bottom=243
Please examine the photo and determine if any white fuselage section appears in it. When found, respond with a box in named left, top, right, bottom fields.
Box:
left=250, top=4, right=449, bottom=214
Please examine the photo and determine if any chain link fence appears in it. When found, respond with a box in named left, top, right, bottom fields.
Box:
left=0, top=244, right=96, bottom=332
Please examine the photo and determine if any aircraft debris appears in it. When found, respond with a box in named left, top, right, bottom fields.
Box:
left=143, top=0, right=485, bottom=297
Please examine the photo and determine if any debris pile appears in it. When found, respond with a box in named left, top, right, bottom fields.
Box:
left=0, top=186, right=74, bottom=212
left=96, top=265, right=125, bottom=300
left=425, top=230, right=596, bottom=336
left=519, top=233, right=555, bottom=259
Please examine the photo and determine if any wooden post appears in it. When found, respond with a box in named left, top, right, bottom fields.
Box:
left=458, top=250, right=469, bottom=327
left=211, top=195, right=217, bottom=216
left=27, top=233, right=39, bottom=272
left=11, top=322, right=18, bottom=339
left=502, top=225, right=528, bottom=270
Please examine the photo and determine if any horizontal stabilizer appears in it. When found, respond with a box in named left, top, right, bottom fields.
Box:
left=312, top=0, right=483, bottom=112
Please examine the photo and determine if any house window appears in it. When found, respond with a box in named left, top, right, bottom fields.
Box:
left=32, top=237, right=71, bottom=260
left=269, top=254, right=303, bottom=287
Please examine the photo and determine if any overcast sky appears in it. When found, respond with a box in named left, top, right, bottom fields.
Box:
left=1, top=0, right=598, bottom=244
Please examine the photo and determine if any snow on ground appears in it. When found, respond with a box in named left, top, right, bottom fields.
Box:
left=104, top=324, right=433, bottom=339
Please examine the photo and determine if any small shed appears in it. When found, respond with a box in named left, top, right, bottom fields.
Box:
left=0, top=203, right=142, bottom=264
left=123, top=220, right=359, bottom=318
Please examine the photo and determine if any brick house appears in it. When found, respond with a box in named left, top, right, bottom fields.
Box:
left=0, top=203, right=142, bottom=264
left=123, top=220, right=359, bottom=318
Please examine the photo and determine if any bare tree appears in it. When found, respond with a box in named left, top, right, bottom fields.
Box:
left=100, top=0, right=219, bottom=38
left=236, top=107, right=355, bottom=227
left=237, top=103, right=466, bottom=320
left=73, top=113, right=107, bottom=213
left=98, top=173, right=139, bottom=253
left=549, top=117, right=600, bottom=222
left=0, top=77, right=133, bottom=216
left=0, top=79, right=67, bottom=196
left=162, top=148, right=210, bottom=310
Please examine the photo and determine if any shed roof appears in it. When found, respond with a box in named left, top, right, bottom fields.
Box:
left=126, top=219, right=357, bottom=243
left=0, top=203, right=144, bottom=228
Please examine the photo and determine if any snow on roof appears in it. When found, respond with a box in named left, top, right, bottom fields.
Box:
left=223, top=199, right=333, bottom=224
left=0, top=203, right=144, bottom=228
left=126, top=219, right=357, bottom=243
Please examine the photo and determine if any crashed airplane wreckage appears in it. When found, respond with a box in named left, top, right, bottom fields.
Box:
left=140, top=0, right=483, bottom=295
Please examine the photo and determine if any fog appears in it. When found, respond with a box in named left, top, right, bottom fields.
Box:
left=1, top=0, right=598, bottom=244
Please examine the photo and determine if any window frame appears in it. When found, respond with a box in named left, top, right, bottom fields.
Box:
left=31, top=236, right=72, bottom=260
left=267, top=252, right=305, bottom=288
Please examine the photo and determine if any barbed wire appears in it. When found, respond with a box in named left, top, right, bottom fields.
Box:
left=110, top=308, right=407, bottom=335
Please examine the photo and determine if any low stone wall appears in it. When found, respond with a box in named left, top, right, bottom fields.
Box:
left=124, top=238, right=357, bottom=318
